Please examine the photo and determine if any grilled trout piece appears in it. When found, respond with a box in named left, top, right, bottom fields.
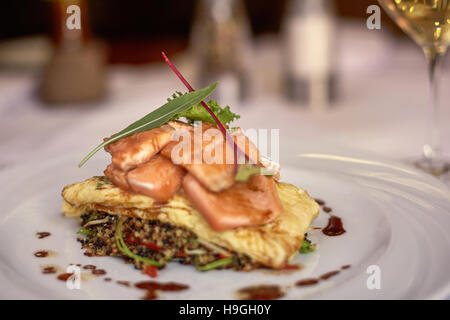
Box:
left=161, top=124, right=236, bottom=192
left=105, top=124, right=173, bottom=171
left=182, top=173, right=283, bottom=231
left=127, top=155, right=185, bottom=203
left=104, top=164, right=130, bottom=190
left=161, top=124, right=263, bottom=193
left=62, top=177, right=319, bottom=269
left=104, top=155, right=185, bottom=203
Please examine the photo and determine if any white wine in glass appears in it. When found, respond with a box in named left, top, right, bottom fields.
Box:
left=378, top=0, right=450, bottom=176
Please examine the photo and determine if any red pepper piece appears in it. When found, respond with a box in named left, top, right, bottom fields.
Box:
left=143, top=265, right=158, bottom=278
left=142, top=242, right=162, bottom=251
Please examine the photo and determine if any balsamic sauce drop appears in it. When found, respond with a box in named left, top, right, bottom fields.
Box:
left=135, top=281, right=189, bottom=300
left=296, top=278, right=319, bottom=287
left=57, top=273, right=73, bottom=281
left=237, top=285, right=285, bottom=300
left=92, top=269, right=106, bottom=275
left=36, top=232, right=51, bottom=239
left=42, top=266, right=57, bottom=274
left=34, top=250, right=49, bottom=258
left=322, top=215, right=346, bottom=236
left=83, top=265, right=96, bottom=270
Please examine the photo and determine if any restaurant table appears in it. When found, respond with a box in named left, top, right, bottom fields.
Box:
left=0, top=22, right=450, bottom=186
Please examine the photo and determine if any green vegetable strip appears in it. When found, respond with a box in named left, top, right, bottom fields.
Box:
left=115, top=218, right=162, bottom=267
left=197, top=257, right=234, bottom=272
left=77, top=228, right=93, bottom=235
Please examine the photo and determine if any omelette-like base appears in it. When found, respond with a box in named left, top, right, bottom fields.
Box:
left=62, top=177, right=319, bottom=269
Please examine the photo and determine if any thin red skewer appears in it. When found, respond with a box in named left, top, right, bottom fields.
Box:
left=161, top=51, right=249, bottom=164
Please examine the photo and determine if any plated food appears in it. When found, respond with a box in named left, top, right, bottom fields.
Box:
left=61, top=55, right=319, bottom=276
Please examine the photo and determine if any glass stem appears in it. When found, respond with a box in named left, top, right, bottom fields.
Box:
left=423, top=51, right=441, bottom=160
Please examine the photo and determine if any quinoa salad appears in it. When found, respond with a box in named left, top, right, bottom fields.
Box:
left=77, top=212, right=261, bottom=274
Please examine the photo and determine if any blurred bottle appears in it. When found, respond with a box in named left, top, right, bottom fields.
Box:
left=189, top=0, right=253, bottom=104
left=282, top=0, right=337, bottom=109
left=40, top=0, right=106, bottom=105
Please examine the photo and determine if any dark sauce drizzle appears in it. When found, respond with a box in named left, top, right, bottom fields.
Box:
left=42, top=266, right=57, bottom=274
left=323, top=206, right=332, bottom=213
left=295, top=265, right=351, bottom=288
left=83, top=265, right=96, bottom=270
left=92, top=269, right=106, bottom=275
left=57, top=273, right=73, bottom=281
left=322, top=215, right=346, bottom=236
left=237, top=285, right=285, bottom=300
left=314, top=198, right=346, bottom=236
left=34, top=250, right=49, bottom=258
left=296, top=278, right=319, bottom=286
left=117, top=281, right=131, bottom=287
left=320, top=270, right=340, bottom=280
left=36, top=232, right=51, bottom=239
left=241, top=265, right=352, bottom=299
left=314, top=199, right=325, bottom=206
left=135, top=281, right=189, bottom=300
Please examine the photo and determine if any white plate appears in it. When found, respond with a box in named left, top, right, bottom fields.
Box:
left=0, top=143, right=449, bottom=300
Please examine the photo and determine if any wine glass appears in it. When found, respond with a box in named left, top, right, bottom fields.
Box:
left=378, top=0, right=450, bottom=178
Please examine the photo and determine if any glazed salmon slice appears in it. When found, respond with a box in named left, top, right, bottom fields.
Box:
left=127, top=155, right=185, bottom=203
left=182, top=173, right=283, bottom=231
left=104, top=163, right=130, bottom=191
left=105, top=125, right=173, bottom=171
left=161, top=123, right=234, bottom=192
left=230, top=128, right=260, bottom=165
left=161, top=123, right=261, bottom=192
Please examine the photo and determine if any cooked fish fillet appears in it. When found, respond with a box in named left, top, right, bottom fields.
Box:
left=182, top=174, right=283, bottom=231
left=161, top=123, right=236, bottom=192
left=161, top=123, right=264, bottom=192
left=105, top=124, right=173, bottom=171
left=62, top=177, right=319, bottom=269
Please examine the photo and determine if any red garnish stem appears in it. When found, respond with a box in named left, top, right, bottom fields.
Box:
left=161, top=51, right=249, bottom=164
left=161, top=52, right=195, bottom=92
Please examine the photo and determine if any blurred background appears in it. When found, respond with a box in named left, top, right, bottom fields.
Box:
left=0, top=0, right=449, bottom=182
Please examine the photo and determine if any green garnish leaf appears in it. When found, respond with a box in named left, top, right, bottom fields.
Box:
left=172, top=99, right=240, bottom=128
left=196, top=257, right=234, bottom=272
left=299, top=239, right=316, bottom=254
left=77, top=228, right=93, bottom=235
left=235, top=164, right=262, bottom=182
left=78, top=82, right=218, bottom=167
left=95, top=176, right=111, bottom=189
left=115, top=218, right=162, bottom=267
